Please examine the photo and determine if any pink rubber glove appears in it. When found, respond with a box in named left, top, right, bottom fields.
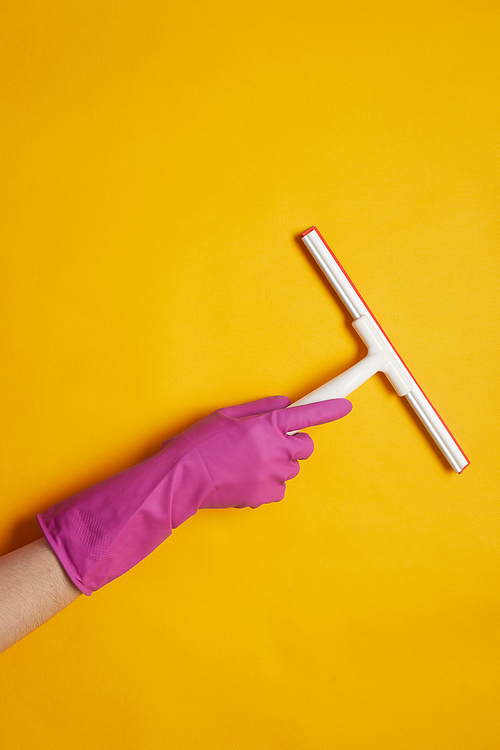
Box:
left=37, top=395, right=352, bottom=595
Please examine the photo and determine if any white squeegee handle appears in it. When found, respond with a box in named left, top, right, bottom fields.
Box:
left=291, top=227, right=469, bottom=474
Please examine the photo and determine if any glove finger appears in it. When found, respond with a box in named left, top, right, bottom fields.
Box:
left=220, top=395, right=291, bottom=419
left=249, top=481, right=287, bottom=507
left=289, top=431, right=315, bottom=460
left=275, top=482, right=287, bottom=502
left=276, top=398, right=352, bottom=433
left=286, top=459, right=301, bottom=480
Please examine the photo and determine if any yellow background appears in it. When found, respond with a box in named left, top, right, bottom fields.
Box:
left=1, top=1, right=499, bottom=747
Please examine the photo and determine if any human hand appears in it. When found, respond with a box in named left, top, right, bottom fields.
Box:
left=169, top=395, right=352, bottom=510
left=37, top=395, right=351, bottom=594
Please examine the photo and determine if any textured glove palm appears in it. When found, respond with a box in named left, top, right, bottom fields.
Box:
left=37, top=395, right=352, bottom=595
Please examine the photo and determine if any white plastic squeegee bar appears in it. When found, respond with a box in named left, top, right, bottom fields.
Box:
left=291, top=227, right=469, bottom=473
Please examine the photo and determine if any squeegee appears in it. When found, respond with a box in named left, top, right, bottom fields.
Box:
left=291, top=227, right=469, bottom=473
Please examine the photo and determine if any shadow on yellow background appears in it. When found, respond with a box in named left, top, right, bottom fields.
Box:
left=1, top=1, right=499, bottom=748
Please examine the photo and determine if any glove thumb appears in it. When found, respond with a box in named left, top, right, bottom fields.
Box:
left=220, top=395, right=291, bottom=419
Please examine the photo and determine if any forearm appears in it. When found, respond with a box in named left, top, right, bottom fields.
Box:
left=0, top=537, right=82, bottom=653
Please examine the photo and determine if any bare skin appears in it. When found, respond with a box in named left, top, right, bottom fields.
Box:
left=0, top=537, right=82, bottom=653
